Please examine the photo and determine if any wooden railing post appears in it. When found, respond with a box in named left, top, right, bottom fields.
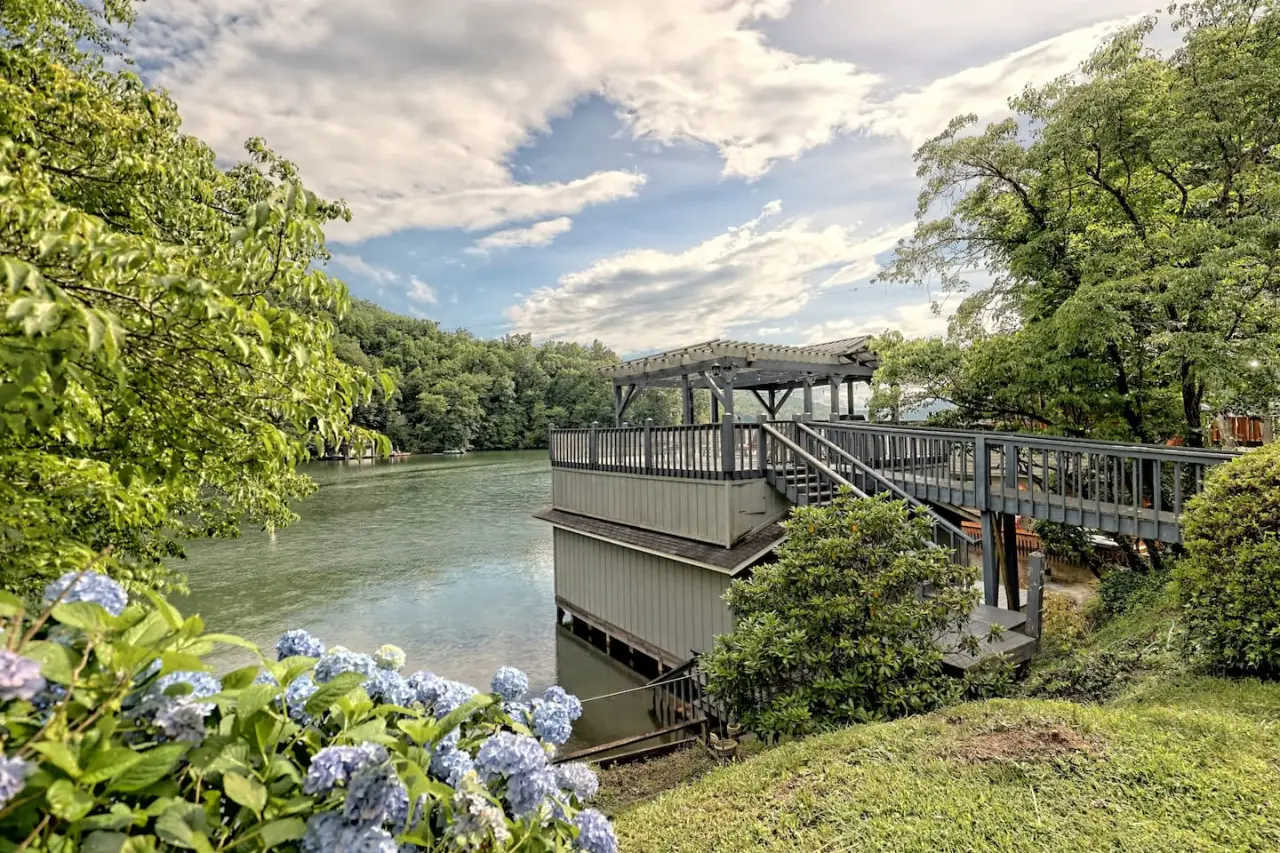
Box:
left=643, top=419, right=654, bottom=474
left=589, top=421, right=599, bottom=467
left=756, top=414, right=768, bottom=475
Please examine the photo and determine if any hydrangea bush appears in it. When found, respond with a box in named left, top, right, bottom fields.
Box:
left=0, top=571, right=617, bottom=852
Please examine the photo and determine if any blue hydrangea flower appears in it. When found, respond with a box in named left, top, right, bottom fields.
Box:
left=151, top=670, right=221, bottom=701
left=542, top=686, right=583, bottom=721
left=314, top=650, right=378, bottom=683
left=428, top=744, right=475, bottom=787
left=407, top=671, right=443, bottom=707
left=253, top=670, right=279, bottom=686
left=555, top=762, right=599, bottom=802
left=343, top=762, right=407, bottom=826
left=490, top=667, right=529, bottom=702
left=285, top=674, right=318, bottom=724
left=0, top=754, right=34, bottom=808
left=43, top=571, right=128, bottom=616
left=373, top=644, right=406, bottom=672
left=277, top=629, right=326, bottom=661
left=432, top=680, right=478, bottom=718
left=475, top=731, right=547, bottom=781
left=304, top=743, right=388, bottom=795
left=0, top=650, right=46, bottom=702
left=365, top=669, right=415, bottom=707
left=573, top=809, right=618, bottom=853
left=447, top=772, right=511, bottom=851
left=301, top=811, right=397, bottom=853
left=31, top=683, right=67, bottom=715
left=153, top=697, right=212, bottom=743
left=504, top=700, right=533, bottom=726
left=532, top=699, right=574, bottom=746
left=506, top=765, right=559, bottom=817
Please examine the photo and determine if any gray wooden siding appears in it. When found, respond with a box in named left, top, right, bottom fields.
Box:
left=728, top=479, right=791, bottom=544
left=553, top=528, right=735, bottom=662
left=552, top=469, right=791, bottom=547
left=552, top=469, right=730, bottom=545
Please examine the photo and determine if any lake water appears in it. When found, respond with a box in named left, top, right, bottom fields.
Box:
left=173, top=451, right=654, bottom=750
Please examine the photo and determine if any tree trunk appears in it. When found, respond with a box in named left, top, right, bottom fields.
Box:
left=1180, top=360, right=1205, bottom=448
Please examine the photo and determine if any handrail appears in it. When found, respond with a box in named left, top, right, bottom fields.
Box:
left=795, top=422, right=976, bottom=546
left=760, top=423, right=863, bottom=496
left=813, top=420, right=1237, bottom=463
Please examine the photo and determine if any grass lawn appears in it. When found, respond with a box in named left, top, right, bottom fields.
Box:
left=614, top=690, right=1280, bottom=851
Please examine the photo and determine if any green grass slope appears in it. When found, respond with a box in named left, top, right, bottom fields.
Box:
left=615, top=690, right=1280, bottom=852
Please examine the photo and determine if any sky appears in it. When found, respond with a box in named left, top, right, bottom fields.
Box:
left=129, top=0, right=1161, bottom=357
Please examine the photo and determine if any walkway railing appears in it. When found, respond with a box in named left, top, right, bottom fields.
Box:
left=549, top=419, right=1237, bottom=542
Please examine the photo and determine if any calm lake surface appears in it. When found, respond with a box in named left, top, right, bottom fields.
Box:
left=174, top=451, right=653, bottom=750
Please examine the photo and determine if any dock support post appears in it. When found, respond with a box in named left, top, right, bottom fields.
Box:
left=1026, top=551, right=1046, bottom=643
left=975, top=435, right=998, bottom=607
left=1001, top=512, right=1021, bottom=611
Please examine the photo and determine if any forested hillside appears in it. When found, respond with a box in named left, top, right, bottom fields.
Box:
left=331, top=299, right=688, bottom=452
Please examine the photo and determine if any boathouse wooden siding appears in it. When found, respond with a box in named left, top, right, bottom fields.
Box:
left=552, top=528, right=735, bottom=666
left=551, top=469, right=788, bottom=547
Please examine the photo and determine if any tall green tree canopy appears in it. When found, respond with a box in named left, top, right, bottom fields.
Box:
left=879, top=0, right=1280, bottom=444
left=0, top=0, right=383, bottom=593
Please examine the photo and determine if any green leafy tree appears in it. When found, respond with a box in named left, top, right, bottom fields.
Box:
left=703, top=492, right=985, bottom=739
left=879, top=0, right=1280, bottom=445
left=0, top=0, right=384, bottom=594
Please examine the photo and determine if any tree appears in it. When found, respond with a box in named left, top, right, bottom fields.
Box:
left=0, top=0, right=383, bottom=594
left=879, top=0, right=1280, bottom=445
left=702, top=492, right=982, bottom=739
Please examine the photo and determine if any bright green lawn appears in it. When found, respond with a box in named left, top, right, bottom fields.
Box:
left=615, top=689, right=1280, bottom=852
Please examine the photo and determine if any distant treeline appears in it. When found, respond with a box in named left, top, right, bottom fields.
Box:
left=333, top=299, right=693, bottom=453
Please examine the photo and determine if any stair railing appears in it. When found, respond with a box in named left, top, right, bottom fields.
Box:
left=795, top=422, right=977, bottom=565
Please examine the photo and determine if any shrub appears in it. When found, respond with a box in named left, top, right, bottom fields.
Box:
left=0, top=570, right=615, bottom=852
left=1039, top=592, right=1086, bottom=656
left=702, top=491, right=990, bottom=740
left=1098, top=565, right=1167, bottom=618
left=1175, top=441, right=1280, bottom=676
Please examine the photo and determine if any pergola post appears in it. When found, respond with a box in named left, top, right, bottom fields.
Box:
left=802, top=374, right=814, bottom=416
left=613, top=384, right=623, bottom=427
left=828, top=375, right=841, bottom=422
left=710, top=392, right=720, bottom=424
left=680, top=374, right=693, bottom=425
left=846, top=378, right=856, bottom=417
left=719, top=377, right=736, bottom=475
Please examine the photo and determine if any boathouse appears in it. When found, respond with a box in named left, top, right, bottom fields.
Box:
left=538, top=337, right=1237, bottom=678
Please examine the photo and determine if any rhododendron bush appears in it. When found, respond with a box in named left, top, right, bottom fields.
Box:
left=0, top=571, right=616, bottom=852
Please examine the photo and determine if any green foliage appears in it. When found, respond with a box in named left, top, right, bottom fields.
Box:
left=878, top=0, right=1280, bottom=445
left=1176, top=440, right=1280, bottom=675
left=702, top=492, right=987, bottom=739
left=0, top=0, right=383, bottom=595
left=1099, top=565, right=1168, bottom=618
left=0, top=583, right=598, bottom=851
left=335, top=300, right=695, bottom=454
left=1039, top=592, right=1087, bottom=657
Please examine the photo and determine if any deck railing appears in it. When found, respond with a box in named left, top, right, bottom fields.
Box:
left=549, top=419, right=1237, bottom=540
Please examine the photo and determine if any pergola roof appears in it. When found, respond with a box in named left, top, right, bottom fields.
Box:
left=602, top=337, right=879, bottom=391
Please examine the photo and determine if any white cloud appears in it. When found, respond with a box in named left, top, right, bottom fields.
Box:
left=802, top=302, right=950, bottom=343
left=507, top=202, right=911, bottom=352
left=407, top=277, right=437, bottom=304
left=130, top=1, right=1133, bottom=242
left=329, top=253, right=399, bottom=284
left=871, top=18, right=1140, bottom=145
left=466, top=217, right=574, bottom=255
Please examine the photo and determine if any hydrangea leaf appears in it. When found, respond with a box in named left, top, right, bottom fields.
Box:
left=51, top=601, right=118, bottom=633
left=33, top=741, right=82, bottom=779
left=154, top=802, right=213, bottom=852
left=222, top=771, right=267, bottom=815
left=430, top=693, right=497, bottom=746
left=236, top=684, right=280, bottom=721
left=25, top=638, right=79, bottom=684
left=257, top=817, right=306, bottom=848
left=0, top=590, right=24, bottom=616
left=46, top=779, right=95, bottom=821
left=302, top=671, right=365, bottom=716
left=107, top=744, right=189, bottom=793
left=219, top=665, right=263, bottom=691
